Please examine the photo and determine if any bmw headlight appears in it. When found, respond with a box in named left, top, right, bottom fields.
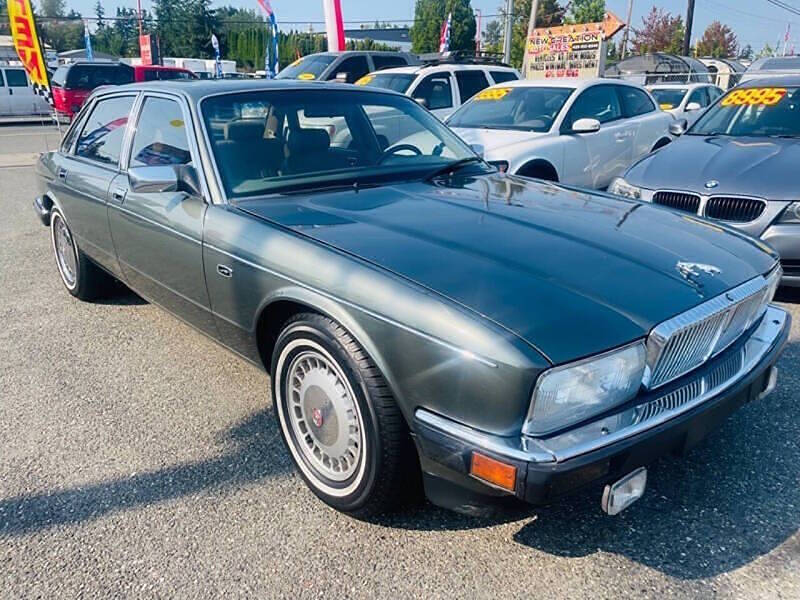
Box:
left=523, top=342, right=646, bottom=436
left=609, top=177, right=643, bottom=200
left=777, top=202, right=800, bottom=224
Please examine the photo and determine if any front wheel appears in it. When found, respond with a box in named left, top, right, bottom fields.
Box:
left=271, top=313, right=419, bottom=516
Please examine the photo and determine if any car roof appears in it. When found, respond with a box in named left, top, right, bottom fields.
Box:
left=93, top=79, right=408, bottom=102
left=647, top=82, right=714, bottom=89
left=489, top=77, right=643, bottom=90
left=373, top=63, right=517, bottom=76
left=739, top=74, right=800, bottom=87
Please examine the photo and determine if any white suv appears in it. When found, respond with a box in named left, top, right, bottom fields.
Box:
left=356, top=60, right=520, bottom=120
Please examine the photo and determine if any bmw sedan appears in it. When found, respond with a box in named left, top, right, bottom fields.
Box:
left=34, top=80, right=788, bottom=518
left=611, top=75, right=800, bottom=288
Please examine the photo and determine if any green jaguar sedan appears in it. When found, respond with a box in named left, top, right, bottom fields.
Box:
left=34, top=80, right=789, bottom=517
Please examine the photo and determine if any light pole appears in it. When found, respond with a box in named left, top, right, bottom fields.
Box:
left=502, top=0, right=513, bottom=64
left=621, top=0, right=634, bottom=59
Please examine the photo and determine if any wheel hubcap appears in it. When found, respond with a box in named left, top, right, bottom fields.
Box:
left=286, top=350, right=363, bottom=482
left=54, top=216, right=77, bottom=287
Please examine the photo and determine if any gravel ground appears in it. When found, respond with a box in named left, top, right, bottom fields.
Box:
left=1, top=126, right=799, bottom=598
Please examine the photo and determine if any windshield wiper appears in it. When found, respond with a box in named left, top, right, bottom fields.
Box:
left=423, top=157, right=485, bottom=181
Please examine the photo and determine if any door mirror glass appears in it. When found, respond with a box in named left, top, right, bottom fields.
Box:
left=335, top=72, right=348, bottom=83
left=415, top=97, right=428, bottom=108
left=685, top=101, right=702, bottom=111
left=128, top=165, right=179, bottom=193
left=470, top=143, right=484, bottom=158
left=571, top=118, right=601, bottom=133
left=669, top=118, right=688, bottom=136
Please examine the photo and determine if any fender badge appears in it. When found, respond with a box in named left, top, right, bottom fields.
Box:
left=704, top=180, right=720, bottom=189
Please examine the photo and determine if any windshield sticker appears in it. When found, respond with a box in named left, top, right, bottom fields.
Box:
left=355, top=75, right=374, bottom=86
left=722, top=88, right=786, bottom=107
left=297, top=73, right=316, bottom=80
left=169, top=119, right=184, bottom=128
left=475, top=87, right=512, bottom=101
left=659, top=103, right=674, bottom=110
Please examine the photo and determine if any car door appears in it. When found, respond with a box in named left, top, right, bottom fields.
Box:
left=616, top=84, right=664, bottom=165
left=107, top=92, right=216, bottom=335
left=559, top=84, right=629, bottom=189
left=57, top=93, right=137, bottom=276
left=4, top=68, right=34, bottom=115
left=410, top=73, right=455, bottom=119
left=0, top=70, right=9, bottom=116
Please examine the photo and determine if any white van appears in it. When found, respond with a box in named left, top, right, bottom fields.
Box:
left=0, top=66, right=51, bottom=117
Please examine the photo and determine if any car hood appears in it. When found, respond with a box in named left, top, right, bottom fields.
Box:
left=237, top=175, right=777, bottom=364
left=626, top=134, right=800, bottom=199
left=449, top=127, right=548, bottom=153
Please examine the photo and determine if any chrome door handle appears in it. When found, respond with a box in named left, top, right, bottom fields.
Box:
left=111, top=187, right=126, bottom=202
left=57, top=168, right=67, bottom=180
left=216, top=264, right=233, bottom=278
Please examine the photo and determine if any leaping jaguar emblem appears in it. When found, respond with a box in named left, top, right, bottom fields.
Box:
left=676, top=261, right=722, bottom=280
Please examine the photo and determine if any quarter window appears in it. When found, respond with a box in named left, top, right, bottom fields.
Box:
left=455, top=70, right=490, bottom=102
left=490, top=70, right=518, bottom=84
left=129, top=97, right=192, bottom=167
left=565, top=85, right=622, bottom=129
left=618, top=86, right=655, bottom=117
left=412, top=74, right=453, bottom=110
left=75, top=96, right=135, bottom=166
left=6, top=69, right=28, bottom=87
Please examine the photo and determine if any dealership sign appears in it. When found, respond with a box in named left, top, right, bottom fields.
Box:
left=523, top=12, right=624, bottom=81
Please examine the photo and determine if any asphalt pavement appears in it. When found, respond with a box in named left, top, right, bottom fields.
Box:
left=1, top=124, right=799, bottom=599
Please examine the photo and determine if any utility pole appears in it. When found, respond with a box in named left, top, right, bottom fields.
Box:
left=683, top=0, right=695, bottom=57
left=502, top=0, right=513, bottom=64
left=621, top=0, right=634, bottom=59
left=137, top=0, right=143, bottom=36
left=521, top=0, right=539, bottom=77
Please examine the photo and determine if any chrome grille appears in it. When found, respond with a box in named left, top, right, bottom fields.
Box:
left=643, top=268, right=781, bottom=389
left=705, top=197, right=766, bottom=222
left=653, top=191, right=701, bottom=214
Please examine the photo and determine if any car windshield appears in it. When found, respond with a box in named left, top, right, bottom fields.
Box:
left=275, top=55, right=336, bottom=80
left=688, top=86, right=800, bottom=138
left=446, top=86, right=573, bottom=132
left=201, top=88, right=477, bottom=199
left=650, top=88, right=688, bottom=109
left=355, top=73, right=415, bottom=93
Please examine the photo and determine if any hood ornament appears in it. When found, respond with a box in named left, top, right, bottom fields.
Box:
left=677, top=261, right=722, bottom=280
left=704, top=180, right=720, bottom=189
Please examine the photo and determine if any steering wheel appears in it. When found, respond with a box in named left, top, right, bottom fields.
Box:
left=377, top=144, right=423, bottom=163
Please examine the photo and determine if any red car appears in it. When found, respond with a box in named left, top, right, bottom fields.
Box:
left=51, top=62, right=195, bottom=118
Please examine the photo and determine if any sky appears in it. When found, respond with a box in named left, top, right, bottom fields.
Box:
left=66, top=0, right=800, bottom=53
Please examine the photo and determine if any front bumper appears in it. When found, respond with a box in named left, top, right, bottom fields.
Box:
left=414, top=305, right=790, bottom=515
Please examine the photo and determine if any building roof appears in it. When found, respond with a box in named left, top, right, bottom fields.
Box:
left=343, top=27, right=411, bottom=46
left=58, top=48, right=118, bottom=61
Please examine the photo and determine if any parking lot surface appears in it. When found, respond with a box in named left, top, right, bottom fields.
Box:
left=1, top=124, right=799, bottom=599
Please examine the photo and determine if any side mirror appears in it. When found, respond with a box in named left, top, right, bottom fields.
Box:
left=669, top=118, right=689, bottom=136
left=685, top=102, right=702, bottom=111
left=571, top=118, right=601, bottom=134
left=470, top=143, right=485, bottom=158
left=128, top=164, right=202, bottom=197
left=414, top=97, right=428, bottom=108
left=335, top=72, right=348, bottom=83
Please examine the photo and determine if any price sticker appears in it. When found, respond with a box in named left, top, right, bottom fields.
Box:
left=475, top=87, right=512, bottom=101
left=721, top=88, right=787, bottom=107
left=355, top=75, right=374, bottom=86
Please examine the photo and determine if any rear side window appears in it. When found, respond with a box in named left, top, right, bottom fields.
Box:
left=618, top=86, right=656, bottom=117
left=75, top=96, right=135, bottom=166
left=129, top=97, right=192, bottom=167
left=455, top=70, right=489, bottom=102
left=66, top=65, right=134, bottom=89
left=490, top=70, right=518, bottom=84
left=329, top=56, right=370, bottom=83
left=51, top=67, right=67, bottom=87
left=6, top=69, right=28, bottom=87
left=373, top=55, right=408, bottom=70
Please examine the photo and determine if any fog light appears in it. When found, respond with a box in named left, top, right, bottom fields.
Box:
left=601, top=467, right=647, bottom=515
left=470, top=452, right=517, bottom=492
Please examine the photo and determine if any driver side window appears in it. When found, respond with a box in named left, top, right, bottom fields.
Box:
left=564, top=85, right=622, bottom=130
left=412, top=75, right=453, bottom=110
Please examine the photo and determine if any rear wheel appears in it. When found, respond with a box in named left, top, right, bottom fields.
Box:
left=272, top=313, right=419, bottom=516
left=50, top=208, right=111, bottom=301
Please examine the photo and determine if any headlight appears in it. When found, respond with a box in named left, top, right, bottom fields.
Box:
left=608, top=177, right=643, bottom=200
left=777, top=202, right=800, bottom=224
left=523, top=342, right=646, bottom=436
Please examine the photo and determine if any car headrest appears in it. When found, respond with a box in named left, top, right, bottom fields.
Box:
left=287, top=128, right=330, bottom=154
left=224, top=119, right=266, bottom=141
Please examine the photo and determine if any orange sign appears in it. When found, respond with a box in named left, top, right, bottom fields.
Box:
left=139, top=35, right=153, bottom=66
left=7, top=0, right=50, bottom=91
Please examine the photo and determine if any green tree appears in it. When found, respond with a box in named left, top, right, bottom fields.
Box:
left=756, top=43, right=775, bottom=59
left=40, top=0, right=66, bottom=18
left=695, top=21, right=738, bottom=58
left=499, top=0, right=564, bottom=69
left=738, top=43, right=754, bottom=61
left=0, top=0, right=10, bottom=35
left=565, top=0, right=605, bottom=25
left=409, top=0, right=477, bottom=54
left=482, top=18, right=503, bottom=53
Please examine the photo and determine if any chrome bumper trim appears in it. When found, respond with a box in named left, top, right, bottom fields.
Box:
left=415, top=305, right=787, bottom=467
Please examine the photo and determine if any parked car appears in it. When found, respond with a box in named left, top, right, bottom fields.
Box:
left=741, top=56, right=800, bottom=83
left=355, top=55, right=519, bottom=119
left=610, top=75, right=800, bottom=288
left=34, top=80, right=788, bottom=518
left=275, top=51, right=419, bottom=84
left=51, top=62, right=195, bottom=117
left=446, top=79, right=674, bottom=189
left=648, top=82, right=723, bottom=125
left=0, top=65, right=51, bottom=117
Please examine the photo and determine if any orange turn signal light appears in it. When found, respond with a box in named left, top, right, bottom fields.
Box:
left=470, top=452, right=517, bottom=492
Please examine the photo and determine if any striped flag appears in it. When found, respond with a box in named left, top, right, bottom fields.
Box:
left=439, top=12, right=452, bottom=53
left=256, top=0, right=280, bottom=78
left=323, top=0, right=345, bottom=52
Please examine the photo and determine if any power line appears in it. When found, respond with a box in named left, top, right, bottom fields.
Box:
left=765, top=0, right=800, bottom=18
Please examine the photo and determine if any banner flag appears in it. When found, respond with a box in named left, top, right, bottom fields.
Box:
left=439, top=12, right=452, bottom=53
left=6, top=0, right=53, bottom=105
left=211, top=34, right=223, bottom=78
left=84, top=20, right=94, bottom=61
left=322, top=0, right=345, bottom=52
left=256, top=0, right=280, bottom=78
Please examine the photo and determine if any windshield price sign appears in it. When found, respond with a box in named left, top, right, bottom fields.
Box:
left=722, top=88, right=787, bottom=107
left=475, top=88, right=512, bottom=101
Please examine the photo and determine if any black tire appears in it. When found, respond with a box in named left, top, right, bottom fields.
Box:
left=50, top=208, right=111, bottom=301
left=271, top=312, right=419, bottom=517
